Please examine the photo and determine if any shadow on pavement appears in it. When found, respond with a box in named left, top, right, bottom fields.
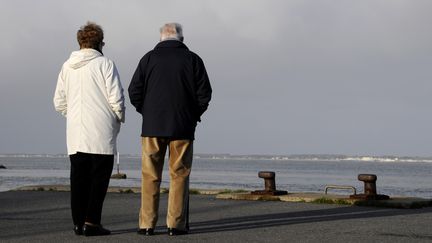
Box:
left=189, top=206, right=432, bottom=234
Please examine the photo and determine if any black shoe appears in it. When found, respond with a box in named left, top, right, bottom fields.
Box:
left=137, top=228, right=154, bottom=236
left=83, top=224, right=111, bottom=236
left=168, top=228, right=188, bottom=236
left=73, top=225, right=83, bottom=235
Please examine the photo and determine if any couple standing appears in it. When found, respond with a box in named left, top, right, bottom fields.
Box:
left=53, top=22, right=212, bottom=236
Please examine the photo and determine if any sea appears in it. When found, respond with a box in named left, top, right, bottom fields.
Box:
left=0, top=154, right=431, bottom=198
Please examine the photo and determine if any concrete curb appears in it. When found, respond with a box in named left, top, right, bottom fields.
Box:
left=216, top=192, right=432, bottom=209
left=12, top=185, right=224, bottom=195
left=12, top=185, right=432, bottom=209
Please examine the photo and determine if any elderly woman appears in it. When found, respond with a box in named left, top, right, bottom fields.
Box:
left=54, top=22, right=125, bottom=236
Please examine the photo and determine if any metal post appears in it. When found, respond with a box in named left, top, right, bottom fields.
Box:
left=251, top=171, right=288, bottom=196
left=185, top=178, right=190, bottom=231
left=116, top=151, right=120, bottom=174
left=349, top=174, right=389, bottom=200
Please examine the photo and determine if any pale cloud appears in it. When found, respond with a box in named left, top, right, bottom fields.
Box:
left=1, top=0, right=432, bottom=156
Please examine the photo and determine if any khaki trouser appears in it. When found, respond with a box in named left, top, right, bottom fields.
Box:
left=139, top=137, right=193, bottom=230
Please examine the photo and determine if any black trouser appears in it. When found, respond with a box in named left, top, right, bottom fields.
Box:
left=69, top=152, right=114, bottom=226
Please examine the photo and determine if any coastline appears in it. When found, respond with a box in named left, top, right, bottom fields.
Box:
left=12, top=185, right=224, bottom=195
left=2, top=156, right=431, bottom=198
left=2, top=153, right=432, bottom=163
left=12, top=185, right=432, bottom=209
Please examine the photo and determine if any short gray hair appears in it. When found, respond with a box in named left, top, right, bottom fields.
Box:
left=160, top=23, right=184, bottom=41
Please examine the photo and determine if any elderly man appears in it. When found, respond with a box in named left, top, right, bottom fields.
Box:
left=128, top=23, right=212, bottom=236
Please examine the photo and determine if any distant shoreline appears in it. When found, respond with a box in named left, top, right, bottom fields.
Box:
left=1, top=154, right=432, bottom=163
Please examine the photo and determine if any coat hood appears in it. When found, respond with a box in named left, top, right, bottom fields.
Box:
left=67, top=49, right=102, bottom=69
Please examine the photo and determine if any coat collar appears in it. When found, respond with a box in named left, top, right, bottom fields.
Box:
left=154, top=40, right=189, bottom=50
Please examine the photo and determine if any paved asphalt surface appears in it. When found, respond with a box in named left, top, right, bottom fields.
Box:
left=0, top=191, right=431, bottom=242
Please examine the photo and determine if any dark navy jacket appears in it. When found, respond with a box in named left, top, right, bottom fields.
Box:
left=128, top=40, right=212, bottom=139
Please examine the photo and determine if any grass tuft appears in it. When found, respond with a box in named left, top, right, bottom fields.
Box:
left=119, top=189, right=134, bottom=194
left=312, top=197, right=352, bottom=205
left=189, top=189, right=201, bottom=195
left=219, top=189, right=248, bottom=194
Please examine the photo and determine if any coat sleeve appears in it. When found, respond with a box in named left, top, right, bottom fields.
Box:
left=128, top=54, right=149, bottom=113
left=194, top=55, right=212, bottom=122
left=53, top=68, right=68, bottom=117
left=105, top=61, right=125, bottom=123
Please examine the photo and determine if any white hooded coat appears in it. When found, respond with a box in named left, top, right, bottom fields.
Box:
left=54, top=49, right=125, bottom=155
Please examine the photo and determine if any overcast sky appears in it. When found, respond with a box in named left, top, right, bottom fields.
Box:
left=1, top=0, right=431, bottom=156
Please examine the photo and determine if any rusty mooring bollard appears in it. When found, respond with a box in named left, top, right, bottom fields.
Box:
left=251, top=171, right=287, bottom=196
left=260, top=171, right=277, bottom=191
left=358, top=174, right=377, bottom=195
left=350, top=174, right=389, bottom=200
